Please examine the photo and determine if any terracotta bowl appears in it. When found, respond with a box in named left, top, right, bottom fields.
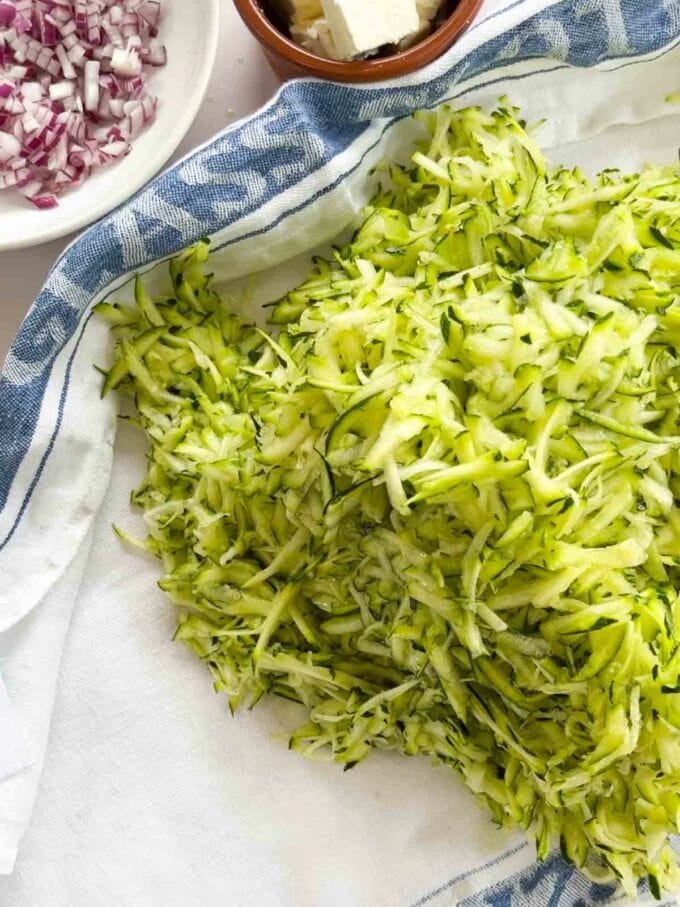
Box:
left=232, top=0, right=484, bottom=82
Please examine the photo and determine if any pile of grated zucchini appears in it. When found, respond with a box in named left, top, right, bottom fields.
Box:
left=99, top=102, right=680, bottom=897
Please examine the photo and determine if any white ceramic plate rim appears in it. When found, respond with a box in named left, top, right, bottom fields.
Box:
left=0, top=0, right=220, bottom=252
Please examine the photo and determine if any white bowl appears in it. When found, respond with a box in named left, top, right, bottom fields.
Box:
left=0, top=0, right=220, bottom=251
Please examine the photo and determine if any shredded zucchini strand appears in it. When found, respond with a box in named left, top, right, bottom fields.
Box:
left=99, top=101, right=680, bottom=899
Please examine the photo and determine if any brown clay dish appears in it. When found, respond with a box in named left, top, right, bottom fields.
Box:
left=232, top=0, right=484, bottom=82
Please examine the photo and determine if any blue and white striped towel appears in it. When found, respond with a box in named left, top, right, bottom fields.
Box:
left=1, top=1, right=679, bottom=902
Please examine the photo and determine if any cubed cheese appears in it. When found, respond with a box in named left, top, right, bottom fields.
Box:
left=398, top=0, right=441, bottom=50
left=290, top=17, right=343, bottom=59
left=320, top=0, right=420, bottom=59
left=416, top=0, right=441, bottom=21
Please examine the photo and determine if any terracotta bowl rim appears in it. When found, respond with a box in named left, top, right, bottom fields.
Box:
left=232, top=0, right=484, bottom=82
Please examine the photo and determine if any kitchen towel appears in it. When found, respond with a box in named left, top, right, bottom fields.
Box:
left=1, top=0, right=680, bottom=903
left=0, top=676, right=31, bottom=795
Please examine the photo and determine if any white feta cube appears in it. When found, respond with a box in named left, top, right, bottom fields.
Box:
left=320, top=0, right=420, bottom=59
left=416, top=0, right=441, bottom=21
left=290, top=18, right=343, bottom=60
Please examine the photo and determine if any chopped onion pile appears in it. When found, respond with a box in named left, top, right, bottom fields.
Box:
left=0, top=0, right=166, bottom=209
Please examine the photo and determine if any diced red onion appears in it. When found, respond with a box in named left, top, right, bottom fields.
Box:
left=19, top=176, right=40, bottom=196
left=30, top=191, right=58, bottom=208
left=111, top=45, right=141, bottom=77
left=58, top=19, right=77, bottom=39
left=0, top=2, right=16, bottom=27
left=143, top=39, right=165, bottom=66
left=82, top=57, right=98, bottom=110
left=55, top=42, right=75, bottom=78
left=67, top=42, right=86, bottom=64
left=136, top=1, right=160, bottom=31
left=48, top=79, right=75, bottom=101
left=21, top=79, right=42, bottom=100
left=14, top=12, right=30, bottom=33
left=0, top=130, right=20, bottom=160
left=0, top=0, right=165, bottom=208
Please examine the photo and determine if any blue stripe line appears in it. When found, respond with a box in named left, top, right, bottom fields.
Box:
left=411, top=841, right=530, bottom=906
left=0, top=310, right=94, bottom=551
left=212, top=59, right=573, bottom=255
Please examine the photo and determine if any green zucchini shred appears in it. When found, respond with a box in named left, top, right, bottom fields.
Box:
left=100, top=101, right=680, bottom=899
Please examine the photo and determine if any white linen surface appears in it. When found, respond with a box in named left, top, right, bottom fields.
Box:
left=0, top=679, right=32, bottom=816
left=1, top=5, right=680, bottom=904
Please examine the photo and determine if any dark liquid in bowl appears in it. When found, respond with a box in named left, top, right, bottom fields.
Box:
left=261, top=0, right=288, bottom=36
